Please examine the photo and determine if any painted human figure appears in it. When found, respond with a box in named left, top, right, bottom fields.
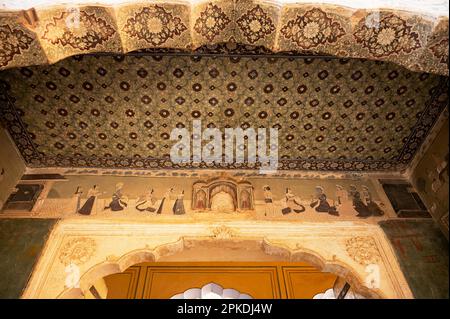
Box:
left=348, top=185, right=371, bottom=218
left=282, top=188, right=305, bottom=214
left=173, top=190, right=186, bottom=215
left=263, top=185, right=276, bottom=217
left=335, top=185, right=347, bottom=208
left=240, top=190, right=251, bottom=210
left=157, top=187, right=174, bottom=215
left=136, top=188, right=156, bottom=212
left=78, top=185, right=101, bottom=216
left=104, top=182, right=128, bottom=211
left=195, top=190, right=206, bottom=210
left=72, top=186, right=83, bottom=214
left=361, top=186, right=384, bottom=216
left=310, top=186, right=339, bottom=216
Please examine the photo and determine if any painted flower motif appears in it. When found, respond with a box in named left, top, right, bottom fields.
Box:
left=354, top=14, right=421, bottom=57
left=430, top=38, right=449, bottom=64
left=0, top=25, right=33, bottom=67
left=58, top=237, right=96, bottom=265
left=123, top=6, right=187, bottom=46
left=236, top=5, right=275, bottom=44
left=194, top=3, right=231, bottom=41
left=345, top=236, right=381, bottom=266
left=42, top=11, right=115, bottom=50
left=281, top=8, right=345, bottom=49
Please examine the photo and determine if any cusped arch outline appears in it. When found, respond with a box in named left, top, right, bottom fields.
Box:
left=57, top=236, right=383, bottom=299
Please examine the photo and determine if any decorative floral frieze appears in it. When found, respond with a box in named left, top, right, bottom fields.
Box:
left=58, top=237, right=96, bottom=265
left=345, top=236, right=381, bottom=266
left=0, top=2, right=447, bottom=75
left=210, top=225, right=237, bottom=239
left=194, top=3, right=231, bottom=41
left=236, top=5, right=275, bottom=44
left=0, top=25, right=33, bottom=67
left=281, top=8, right=345, bottom=49
left=354, top=14, right=421, bottom=57
left=123, top=6, right=187, bottom=46
left=430, top=38, right=449, bottom=65
left=42, top=11, right=115, bottom=50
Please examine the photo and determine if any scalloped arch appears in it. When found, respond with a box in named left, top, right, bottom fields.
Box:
left=57, top=236, right=384, bottom=299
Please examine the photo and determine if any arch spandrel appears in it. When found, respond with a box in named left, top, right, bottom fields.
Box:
left=22, top=219, right=413, bottom=299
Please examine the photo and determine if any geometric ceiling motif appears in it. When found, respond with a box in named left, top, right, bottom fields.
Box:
left=0, top=1, right=448, bottom=76
left=0, top=51, right=448, bottom=171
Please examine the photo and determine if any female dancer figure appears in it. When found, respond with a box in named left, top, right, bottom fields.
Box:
left=157, top=187, right=174, bottom=215
left=310, top=186, right=339, bottom=216
left=348, top=185, right=371, bottom=218
left=282, top=188, right=305, bottom=214
left=173, top=190, right=186, bottom=215
left=136, top=188, right=156, bottom=212
left=361, top=186, right=384, bottom=216
left=78, top=185, right=101, bottom=216
left=104, top=183, right=128, bottom=211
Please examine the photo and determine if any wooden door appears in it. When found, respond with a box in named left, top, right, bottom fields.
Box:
left=103, top=262, right=338, bottom=299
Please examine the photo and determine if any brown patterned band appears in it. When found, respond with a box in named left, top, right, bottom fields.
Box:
left=0, top=1, right=448, bottom=76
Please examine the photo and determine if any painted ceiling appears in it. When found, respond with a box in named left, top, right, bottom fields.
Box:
left=0, top=1, right=448, bottom=76
left=0, top=48, right=448, bottom=171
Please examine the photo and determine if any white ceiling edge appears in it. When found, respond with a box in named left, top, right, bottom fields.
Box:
left=0, top=0, right=448, bottom=17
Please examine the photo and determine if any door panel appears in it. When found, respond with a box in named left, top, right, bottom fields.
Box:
left=104, top=262, right=337, bottom=299
left=142, top=265, right=281, bottom=299
left=282, top=266, right=338, bottom=299
left=103, top=266, right=141, bottom=299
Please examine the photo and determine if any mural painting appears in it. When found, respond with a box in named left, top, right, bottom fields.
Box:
left=1, top=172, right=389, bottom=222
left=379, top=220, right=449, bottom=299
left=0, top=218, right=58, bottom=298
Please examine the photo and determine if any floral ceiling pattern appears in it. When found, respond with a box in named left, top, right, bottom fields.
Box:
left=0, top=1, right=448, bottom=76
left=0, top=52, right=448, bottom=171
left=42, top=11, right=116, bottom=51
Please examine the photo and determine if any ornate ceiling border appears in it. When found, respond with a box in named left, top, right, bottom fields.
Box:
left=0, top=68, right=447, bottom=172
left=0, top=0, right=448, bottom=75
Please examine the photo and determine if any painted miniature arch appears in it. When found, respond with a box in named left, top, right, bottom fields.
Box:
left=57, top=237, right=383, bottom=299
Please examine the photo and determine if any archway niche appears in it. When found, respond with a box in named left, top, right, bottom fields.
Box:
left=192, top=177, right=254, bottom=212
left=57, top=237, right=382, bottom=299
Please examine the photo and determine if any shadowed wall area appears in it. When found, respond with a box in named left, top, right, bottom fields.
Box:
left=379, top=219, right=449, bottom=299
left=0, top=218, right=57, bottom=298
